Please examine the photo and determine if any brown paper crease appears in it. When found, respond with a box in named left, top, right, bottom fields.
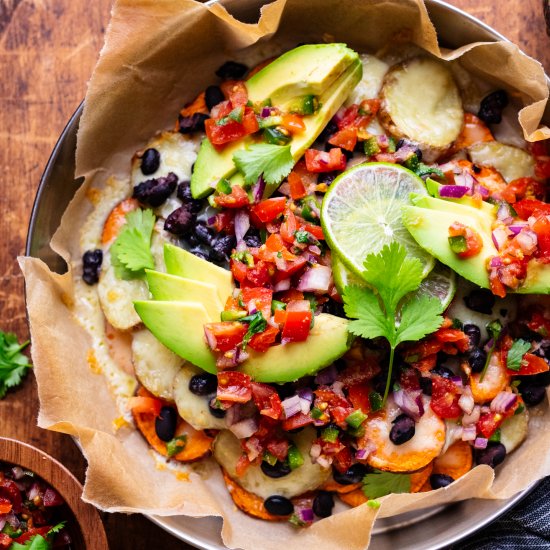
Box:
left=21, top=0, right=550, bottom=548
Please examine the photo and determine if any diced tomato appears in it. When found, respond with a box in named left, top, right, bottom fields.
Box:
left=526, top=309, right=550, bottom=337
left=500, top=177, right=542, bottom=204
left=448, top=221, right=483, bottom=258
left=213, top=211, right=235, bottom=233
left=337, top=104, right=359, bottom=129
left=331, top=405, right=354, bottom=425
left=251, top=382, right=283, bottom=419
left=273, top=309, right=287, bottom=326
left=235, top=454, right=252, bottom=476
left=477, top=412, right=505, bottom=439
left=14, top=527, right=51, bottom=544
left=248, top=326, right=279, bottom=352
left=280, top=208, right=298, bottom=243
left=0, top=498, right=11, bottom=514
left=288, top=170, right=307, bottom=200
left=301, top=224, right=325, bottom=240
left=205, top=107, right=259, bottom=146
left=430, top=376, right=461, bottom=418
left=127, top=396, right=162, bottom=416
left=0, top=534, right=12, bottom=549
left=245, top=260, right=273, bottom=287
left=532, top=215, right=550, bottom=261
left=266, top=438, right=289, bottom=461
left=277, top=289, right=305, bottom=303
left=347, top=384, right=372, bottom=414
left=333, top=446, right=353, bottom=473
left=217, top=371, right=252, bottom=403
left=241, top=287, right=273, bottom=319
left=328, top=127, right=357, bottom=151
left=204, top=322, right=247, bottom=352
left=305, top=148, right=347, bottom=173
left=250, top=197, right=287, bottom=223
left=214, top=185, right=250, bottom=208
left=286, top=300, right=311, bottom=312
left=220, top=80, right=249, bottom=107
left=399, top=369, right=421, bottom=392
left=230, top=258, right=248, bottom=283
left=514, top=199, right=550, bottom=220
left=275, top=256, right=308, bottom=279
left=489, top=267, right=507, bottom=298
left=280, top=114, right=306, bottom=134
left=281, top=412, right=313, bottom=431
left=509, top=353, right=550, bottom=375
left=43, top=487, right=64, bottom=507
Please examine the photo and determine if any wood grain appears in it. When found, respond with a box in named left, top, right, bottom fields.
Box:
left=0, top=0, right=548, bottom=549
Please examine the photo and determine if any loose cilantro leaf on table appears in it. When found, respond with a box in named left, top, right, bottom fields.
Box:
left=0, top=331, right=32, bottom=398
left=362, top=470, right=411, bottom=499
left=111, top=208, right=156, bottom=280
left=506, top=339, right=531, bottom=371
left=233, top=144, right=294, bottom=186
left=342, top=243, right=445, bottom=405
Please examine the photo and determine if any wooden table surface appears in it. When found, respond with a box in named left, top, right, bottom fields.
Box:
left=0, top=0, right=548, bottom=548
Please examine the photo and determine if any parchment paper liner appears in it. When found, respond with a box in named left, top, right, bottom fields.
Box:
left=19, top=0, right=550, bottom=548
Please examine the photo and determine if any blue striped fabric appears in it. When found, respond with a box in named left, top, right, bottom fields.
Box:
left=453, top=477, right=550, bottom=549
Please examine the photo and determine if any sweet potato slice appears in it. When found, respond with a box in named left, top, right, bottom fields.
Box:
left=222, top=469, right=287, bottom=521
left=339, top=463, right=433, bottom=507
left=320, top=479, right=362, bottom=494
left=420, top=440, right=473, bottom=491
left=179, top=91, right=208, bottom=117
left=101, top=198, right=139, bottom=245
left=133, top=410, right=213, bottom=462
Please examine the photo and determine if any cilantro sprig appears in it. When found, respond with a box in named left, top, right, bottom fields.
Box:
left=240, top=311, right=267, bottom=349
left=0, top=331, right=32, bottom=398
left=342, top=243, right=445, bottom=405
left=362, top=470, right=411, bottom=499
left=506, top=339, right=531, bottom=371
left=11, top=521, right=66, bottom=549
left=111, top=208, right=156, bottom=280
left=233, top=143, right=294, bottom=186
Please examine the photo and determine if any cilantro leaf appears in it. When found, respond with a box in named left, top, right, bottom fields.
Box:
left=396, top=296, right=444, bottom=345
left=110, top=208, right=156, bottom=280
left=11, top=535, right=50, bottom=550
left=233, top=144, right=294, bottom=186
left=362, top=471, right=411, bottom=499
left=507, top=339, right=531, bottom=371
left=0, top=331, right=32, bottom=398
left=343, top=285, right=391, bottom=341
left=240, top=311, right=267, bottom=348
left=362, top=242, right=424, bottom=314
left=47, top=521, right=67, bottom=536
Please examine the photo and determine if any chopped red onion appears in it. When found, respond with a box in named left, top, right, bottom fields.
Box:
left=234, top=210, right=250, bottom=244
left=308, top=245, right=322, bottom=255
left=299, top=397, right=312, bottom=415
left=11, top=466, right=25, bottom=480
left=309, top=199, right=321, bottom=219
left=462, top=405, right=481, bottom=426
left=275, top=255, right=288, bottom=271
left=331, top=381, right=345, bottom=398
left=480, top=405, right=492, bottom=414
left=274, top=278, right=291, bottom=292
left=267, top=315, right=279, bottom=329
left=458, top=386, right=475, bottom=415
left=393, top=389, right=424, bottom=421
left=438, top=162, right=455, bottom=174
left=509, top=223, right=528, bottom=235
left=260, top=107, right=271, bottom=118
left=315, top=456, right=331, bottom=469
left=296, top=507, right=314, bottom=523
left=229, top=417, right=258, bottom=439
left=492, top=228, right=509, bottom=250
left=287, top=300, right=311, bottom=312
left=0, top=518, right=5, bottom=531
left=298, top=388, right=313, bottom=402
left=477, top=185, right=489, bottom=198
left=252, top=176, right=266, bottom=203
left=282, top=395, right=302, bottom=419
left=439, top=185, right=469, bottom=198
left=5, top=512, right=20, bottom=529
left=454, top=172, right=475, bottom=192
left=515, top=229, right=538, bottom=255
left=297, top=265, right=331, bottom=292
left=490, top=391, right=518, bottom=414
left=489, top=257, right=503, bottom=268
left=314, top=365, right=338, bottom=385
left=244, top=436, right=262, bottom=461
left=461, top=425, right=477, bottom=441
left=206, top=215, right=217, bottom=227
left=450, top=375, right=463, bottom=387
left=27, top=482, right=40, bottom=501
left=225, top=404, right=242, bottom=426
left=497, top=202, right=514, bottom=222
left=204, top=326, right=217, bottom=350
left=355, top=439, right=376, bottom=460
left=474, top=437, right=488, bottom=449
left=310, top=443, right=321, bottom=459
left=333, top=108, right=346, bottom=126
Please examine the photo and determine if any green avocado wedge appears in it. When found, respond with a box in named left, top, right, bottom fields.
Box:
left=191, top=44, right=362, bottom=199
left=402, top=196, right=550, bottom=293
left=134, top=299, right=352, bottom=382
left=163, top=244, right=234, bottom=303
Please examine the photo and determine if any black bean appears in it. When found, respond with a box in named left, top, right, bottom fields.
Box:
left=244, top=233, right=262, bottom=248
left=533, top=341, right=550, bottom=360
left=429, top=473, right=454, bottom=489
left=177, top=180, right=193, bottom=201
left=475, top=442, right=506, bottom=468
left=317, top=120, right=339, bottom=143
left=463, top=324, right=481, bottom=348
left=264, top=495, right=294, bottom=516
left=155, top=406, right=178, bottom=442
left=389, top=414, right=415, bottom=445
left=133, top=172, right=178, bottom=207
left=478, top=90, right=509, bottom=124
left=195, top=224, right=213, bottom=245
left=520, top=384, right=546, bottom=407
left=209, top=235, right=236, bottom=263
left=431, top=365, right=454, bottom=379
left=472, top=164, right=482, bottom=174
left=261, top=460, right=291, bottom=479
left=321, top=300, right=345, bottom=318
left=419, top=376, right=432, bottom=396
left=468, top=347, right=487, bottom=373
left=205, top=85, right=225, bottom=111
left=140, top=148, right=161, bottom=176
left=324, top=141, right=353, bottom=160
left=313, top=491, right=334, bottom=518
left=275, top=383, right=296, bottom=400
left=333, top=463, right=369, bottom=485
left=189, top=373, right=218, bottom=396
left=82, top=249, right=103, bottom=285
left=215, top=61, right=248, bottom=80
left=318, top=171, right=339, bottom=186
left=208, top=400, right=226, bottom=418
left=189, top=247, right=209, bottom=261
left=463, top=289, right=495, bottom=315
left=164, top=205, right=196, bottom=236
left=178, top=113, right=209, bottom=134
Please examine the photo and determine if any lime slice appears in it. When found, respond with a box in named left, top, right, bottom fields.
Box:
left=321, top=162, right=435, bottom=278
left=333, top=255, right=456, bottom=310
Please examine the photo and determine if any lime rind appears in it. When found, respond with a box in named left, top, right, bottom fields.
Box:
left=321, top=162, right=435, bottom=279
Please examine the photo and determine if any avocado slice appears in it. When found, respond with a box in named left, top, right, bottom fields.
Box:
left=163, top=244, right=234, bottom=302
left=145, top=269, right=224, bottom=320
left=134, top=299, right=351, bottom=382
left=402, top=196, right=550, bottom=293
left=191, top=44, right=362, bottom=199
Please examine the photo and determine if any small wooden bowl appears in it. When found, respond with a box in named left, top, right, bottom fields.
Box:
left=0, top=437, right=108, bottom=549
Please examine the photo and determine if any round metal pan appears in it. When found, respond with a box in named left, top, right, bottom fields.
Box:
left=26, top=0, right=548, bottom=548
